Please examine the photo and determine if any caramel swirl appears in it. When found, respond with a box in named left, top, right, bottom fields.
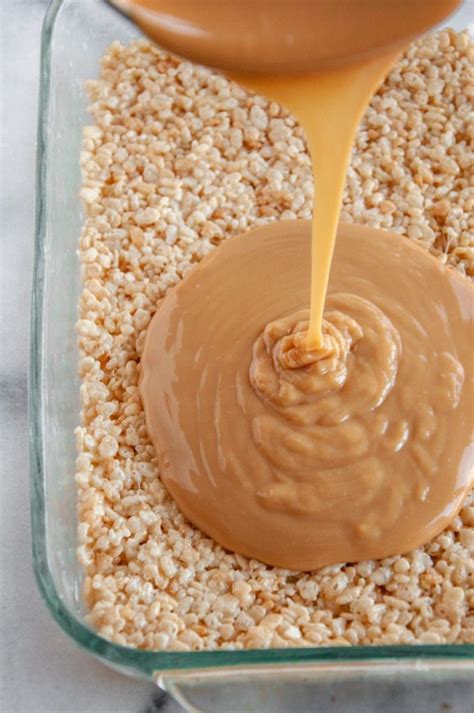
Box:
left=140, top=222, right=473, bottom=571
left=250, top=299, right=399, bottom=423
left=248, top=296, right=463, bottom=521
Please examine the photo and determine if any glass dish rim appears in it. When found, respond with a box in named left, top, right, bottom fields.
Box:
left=29, top=0, right=474, bottom=679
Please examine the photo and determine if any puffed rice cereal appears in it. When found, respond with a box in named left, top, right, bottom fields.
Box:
left=76, top=30, right=474, bottom=651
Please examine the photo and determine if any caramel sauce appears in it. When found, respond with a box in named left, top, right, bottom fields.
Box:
left=140, top=222, right=473, bottom=570
left=111, top=0, right=473, bottom=569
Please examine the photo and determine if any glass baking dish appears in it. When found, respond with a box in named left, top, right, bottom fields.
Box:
left=30, top=1, right=474, bottom=709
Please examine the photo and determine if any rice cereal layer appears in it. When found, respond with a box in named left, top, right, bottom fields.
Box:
left=76, top=30, right=474, bottom=651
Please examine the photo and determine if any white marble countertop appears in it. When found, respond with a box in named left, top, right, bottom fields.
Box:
left=1, top=2, right=473, bottom=713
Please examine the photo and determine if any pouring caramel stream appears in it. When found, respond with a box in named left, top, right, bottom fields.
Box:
left=110, top=0, right=460, bottom=346
left=122, top=0, right=473, bottom=569
left=236, top=55, right=400, bottom=349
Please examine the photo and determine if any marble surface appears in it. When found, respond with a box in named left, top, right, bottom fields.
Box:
left=0, top=2, right=473, bottom=713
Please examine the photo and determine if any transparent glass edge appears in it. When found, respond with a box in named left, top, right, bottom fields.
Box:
left=158, top=661, right=474, bottom=713
left=29, top=0, right=474, bottom=680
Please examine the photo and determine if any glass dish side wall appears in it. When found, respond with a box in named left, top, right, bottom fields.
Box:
left=31, top=0, right=474, bottom=683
